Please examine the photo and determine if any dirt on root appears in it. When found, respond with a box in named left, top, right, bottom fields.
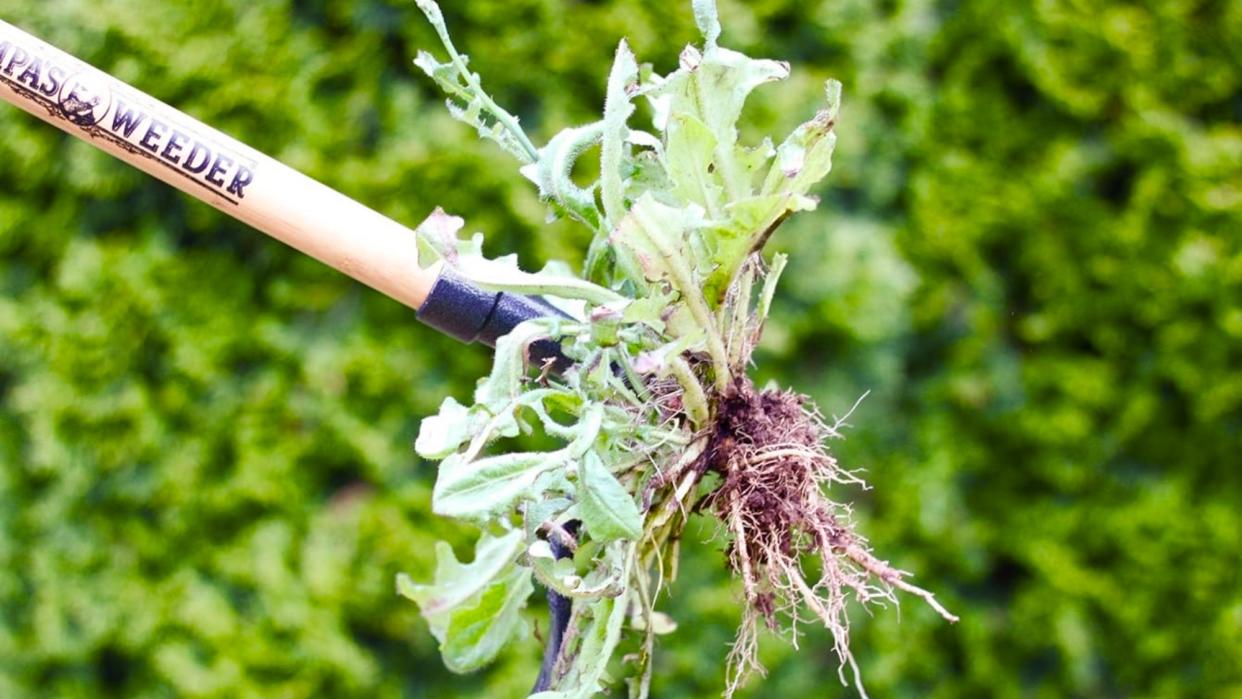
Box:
left=695, top=377, right=957, bottom=698
left=705, top=380, right=823, bottom=555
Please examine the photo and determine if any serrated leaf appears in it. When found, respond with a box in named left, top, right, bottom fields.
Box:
left=647, top=41, right=789, bottom=199
left=578, top=451, right=643, bottom=542
left=413, top=0, right=536, bottom=163
left=414, top=209, right=622, bottom=305
left=413, top=50, right=468, bottom=102
left=660, top=46, right=789, bottom=147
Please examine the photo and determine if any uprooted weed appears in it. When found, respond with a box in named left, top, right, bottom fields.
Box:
left=405, top=1, right=958, bottom=695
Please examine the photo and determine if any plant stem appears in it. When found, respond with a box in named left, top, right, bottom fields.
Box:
left=668, top=356, right=710, bottom=427
left=420, top=1, right=540, bottom=162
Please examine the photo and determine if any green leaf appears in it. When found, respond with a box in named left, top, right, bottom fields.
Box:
left=697, top=193, right=811, bottom=304
left=735, top=137, right=777, bottom=192
left=610, top=194, right=705, bottom=292
left=432, top=450, right=561, bottom=519
left=518, top=389, right=585, bottom=440
left=414, top=209, right=622, bottom=305
left=612, top=195, right=730, bottom=385
left=646, top=41, right=789, bottom=200
left=397, top=530, right=525, bottom=640
left=413, top=0, right=538, bottom=163
left=406, top=1, right=856, bottom=691
left=665, top=113, right=723, bottom=218
left=762, top=80, right=840, bottom=198
left=692, top=0, right=721, bottom=47
left=439, top=565, right=534, bottom=673
left=757, top=252, right=788, bottom=322
left=432, top=402, right=603, bottom=519
left=474, top=320, right=551, bottom=412
left=565, top=403, right=605, bottom=459
left=552, top=587, right=631, bottom=696
left=578, top=451, right=643, bottom=542
left=521, top=123, right=606, bottom=231
left=657, top=46, right=789, bottom=149
left=620, top=289, right=678, bottom=332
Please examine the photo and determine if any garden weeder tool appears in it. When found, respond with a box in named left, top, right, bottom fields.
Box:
left=0, top=19, right=566, bottom=358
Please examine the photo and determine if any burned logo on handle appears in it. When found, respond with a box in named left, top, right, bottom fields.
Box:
left=57, top=73, right=111, bottom=126
left=1, top=33, right=257, bottom=205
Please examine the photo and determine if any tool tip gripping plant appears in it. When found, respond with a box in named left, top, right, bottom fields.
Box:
left=397, top=1, right=957, bottom=696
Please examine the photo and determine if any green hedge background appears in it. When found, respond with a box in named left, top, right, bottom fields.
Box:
left=1, top=1, right=1238, bottom=697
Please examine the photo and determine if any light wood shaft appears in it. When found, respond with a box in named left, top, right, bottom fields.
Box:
left=0, top=19, right=440, bottom=310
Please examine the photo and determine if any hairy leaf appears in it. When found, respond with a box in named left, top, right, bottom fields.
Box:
left=433, top=450, right=561, bottom=519
left=601, top=41, right=639, bottom=227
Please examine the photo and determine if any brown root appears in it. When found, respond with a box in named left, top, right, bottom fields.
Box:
left=702, top=378, right=957, bottom=698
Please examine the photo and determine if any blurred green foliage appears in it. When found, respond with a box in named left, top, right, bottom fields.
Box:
left=0, top=1, right=1238, bottom=697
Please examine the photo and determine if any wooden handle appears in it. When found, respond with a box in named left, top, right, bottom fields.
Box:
left=0, top=19, right=441, bottom=310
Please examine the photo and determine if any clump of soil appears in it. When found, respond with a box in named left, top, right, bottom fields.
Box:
left=700, top=378, right=958, bottom=698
